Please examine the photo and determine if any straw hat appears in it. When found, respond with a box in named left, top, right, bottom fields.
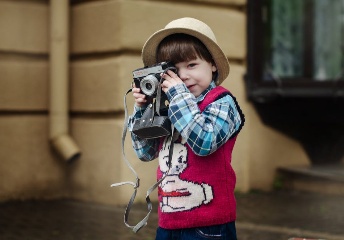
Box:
left=141, top=17, right=230, bottom=85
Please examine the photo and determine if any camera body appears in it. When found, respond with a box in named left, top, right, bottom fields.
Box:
left=133, top=61, right=176, bottom=96
left=132, top=62, right=176, bottom=113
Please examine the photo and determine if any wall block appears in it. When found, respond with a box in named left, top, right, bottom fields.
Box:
left=71, top=0, right=246, bottom=59
left=0, top=59, right=48, bottom=111
left=0, top=1, right=48, bottom=53
left=71, top=55, right=142, bottom=112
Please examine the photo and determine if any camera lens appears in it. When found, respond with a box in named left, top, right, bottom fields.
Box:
left=140, top=75, right=159, bottom=96
left=145, top=83, right=152, bottom=90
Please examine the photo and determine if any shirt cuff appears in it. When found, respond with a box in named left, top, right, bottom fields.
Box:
left=134, top=104, right=146, bottom=114
left=128, top=105, right=147, bottom=131
left=166, top=83, right=189, bottom=101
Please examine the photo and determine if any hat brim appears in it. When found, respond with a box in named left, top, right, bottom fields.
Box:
left=142, top=28, right=230, bottom=85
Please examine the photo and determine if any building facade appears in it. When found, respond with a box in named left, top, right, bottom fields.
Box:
left=0, top=0, right=311, bottom=205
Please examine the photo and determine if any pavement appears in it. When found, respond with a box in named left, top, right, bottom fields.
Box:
left=0, top=190, right=343, bottom=240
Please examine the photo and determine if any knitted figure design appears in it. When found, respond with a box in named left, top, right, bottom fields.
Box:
left=158, top=137, right=214, bottom=212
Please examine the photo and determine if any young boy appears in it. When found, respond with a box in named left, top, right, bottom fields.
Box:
left=129, top=17, right=244, bottom=240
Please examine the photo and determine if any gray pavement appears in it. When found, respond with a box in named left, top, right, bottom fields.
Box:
left=0, top=191, right=343, bottom=240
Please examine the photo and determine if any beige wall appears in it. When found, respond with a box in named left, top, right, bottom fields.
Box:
left=0, top=0, right=310, bottom=205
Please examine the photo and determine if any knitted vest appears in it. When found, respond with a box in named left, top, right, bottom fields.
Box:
left=157, top=86, right=238, bottom=229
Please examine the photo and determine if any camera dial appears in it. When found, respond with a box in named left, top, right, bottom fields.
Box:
left=140, top=74, right=160, bottom=96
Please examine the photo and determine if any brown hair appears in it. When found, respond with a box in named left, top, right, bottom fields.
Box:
left=156, top=33, right=215, bottom=65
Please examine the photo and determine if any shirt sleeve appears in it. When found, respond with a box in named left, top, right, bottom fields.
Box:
left=128, top=105, right=160, bottom=161
left=167, top=84, right=243, bottom=156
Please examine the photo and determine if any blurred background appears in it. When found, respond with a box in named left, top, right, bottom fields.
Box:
left=0, top=0, right=343, bottom=239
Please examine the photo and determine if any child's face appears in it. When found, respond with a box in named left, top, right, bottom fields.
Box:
left=175, top=57, right=217, bottom=97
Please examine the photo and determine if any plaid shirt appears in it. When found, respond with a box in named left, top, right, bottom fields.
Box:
left=129, top=81, right=243, bottom=161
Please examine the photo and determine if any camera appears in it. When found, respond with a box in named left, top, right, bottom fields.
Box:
left=131, top=62, right=176, bottom=138
left=132, top=62, right=176, bottom=113
left=132, top=61, right=176, bottom=98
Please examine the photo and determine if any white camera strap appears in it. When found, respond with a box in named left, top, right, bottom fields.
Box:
left=111, top=87, right=177, bottom=233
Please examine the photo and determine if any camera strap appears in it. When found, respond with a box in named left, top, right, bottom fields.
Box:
left=111, top=87, right=177, bottom=233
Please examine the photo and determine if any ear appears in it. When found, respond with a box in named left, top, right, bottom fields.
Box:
left=211, top=64, right=217, bottom=73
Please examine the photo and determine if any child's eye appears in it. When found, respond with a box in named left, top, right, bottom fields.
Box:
left=188, top=63, right=197, bottom=68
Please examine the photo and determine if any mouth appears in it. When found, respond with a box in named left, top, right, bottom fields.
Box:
left=186, top=84, right=195, bottom=90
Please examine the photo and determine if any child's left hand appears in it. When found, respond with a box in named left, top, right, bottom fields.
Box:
left=161, top=70, right=184, bottom=93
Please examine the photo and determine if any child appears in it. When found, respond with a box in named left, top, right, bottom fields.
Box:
left=129, top=17, right=245, bottom=240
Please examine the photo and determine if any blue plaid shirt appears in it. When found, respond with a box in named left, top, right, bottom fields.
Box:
left=129, top=81, right=243, bottom=161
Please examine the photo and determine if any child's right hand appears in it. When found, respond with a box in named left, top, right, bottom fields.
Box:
left=132, top=86, right=147, bottom=107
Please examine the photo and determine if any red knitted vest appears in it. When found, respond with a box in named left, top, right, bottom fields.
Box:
left=157, top=86, right=237, bottom=229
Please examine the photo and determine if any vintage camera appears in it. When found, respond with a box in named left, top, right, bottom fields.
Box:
left=132, top=62, right=176, bottom=112
left=131, top=62, right=176, bottom=138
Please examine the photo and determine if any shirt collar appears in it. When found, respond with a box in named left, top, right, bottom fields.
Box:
left=196, top=81, right=216, bottom=102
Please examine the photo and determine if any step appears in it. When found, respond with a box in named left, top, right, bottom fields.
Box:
left=276, top=164, right=344, bottom=195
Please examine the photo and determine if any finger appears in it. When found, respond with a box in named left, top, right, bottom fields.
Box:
left=166, top=71, right=181, bottom=83
left=163, top=71, right=174, bottom=79
left=133, top=92, right=145, bottom=99
left=161, top=85, right=168, bottom=93
left=161, top=79, right=169, bottom=88
left=167, top=69, right=178, bottom=77
left=161, top=73, right=168, bottom=80
left=132, top=87, right=141, bottom=93
left=137, top=98, right=147, bottom=103
left=135, top=95, right=147, bottom=102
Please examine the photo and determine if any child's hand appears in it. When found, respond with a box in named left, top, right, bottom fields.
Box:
left=132, top=85, right=147, bottom=107
left=161, top=70, right=183, bottom=93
